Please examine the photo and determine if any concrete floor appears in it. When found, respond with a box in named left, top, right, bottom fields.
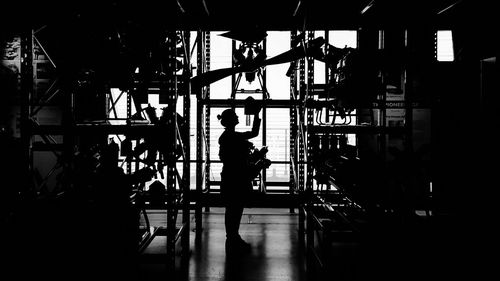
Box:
left=139, top=208, right=307, bottom=281
left=3, top=202, right=491, bottom=281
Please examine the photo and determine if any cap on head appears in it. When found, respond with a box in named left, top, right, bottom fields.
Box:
left=217, top=109, right=238, bottom=127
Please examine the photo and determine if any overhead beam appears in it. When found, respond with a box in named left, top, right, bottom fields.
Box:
left=361, top=0, right=376, bottom=14
left=437, top=0, right=463, bottom=15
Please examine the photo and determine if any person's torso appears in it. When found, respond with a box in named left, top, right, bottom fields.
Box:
left=219, top=130, right=252, bottom=175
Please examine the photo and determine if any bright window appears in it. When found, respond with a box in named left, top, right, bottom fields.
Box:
left=329, top=30, right=358, bottom=48
left=208, top=32, right=292, bottom=186
left=437, top=30, right=454, bottom=61
left=266, top=31, right=291, bottom=99
left=209, top=32, right=232, bottom=99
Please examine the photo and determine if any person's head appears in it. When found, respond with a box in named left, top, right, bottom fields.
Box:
left=217, top=109, right=239, bottom=128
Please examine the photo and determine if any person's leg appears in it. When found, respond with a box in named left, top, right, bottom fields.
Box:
left=225, top=205, right=244, bottom=240
left=225, top=204, right=251, bottom=254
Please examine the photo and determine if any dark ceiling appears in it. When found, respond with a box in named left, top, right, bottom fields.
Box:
left=1, top=0, right=497, bottom=63
left=0, top=0, right=497, bottom=92
left=1, top=0, right=496, bottom=34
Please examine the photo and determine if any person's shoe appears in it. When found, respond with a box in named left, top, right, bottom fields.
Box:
left=236, top=238, right=251, bottom=252
left=225, top=237, right=251, bottom=254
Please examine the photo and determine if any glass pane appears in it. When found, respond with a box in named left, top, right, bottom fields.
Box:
left=266, top=163, right=290, bottom=185
left=210, top=31, right=232, bottom=99
left=266, top=108, right=290, bottom=162
left=329, top=30, right=358, bottom=48
left=437, top=30, right=454, bottom=61
left=234, top=92, right=264, bottom=101
left=209, top=108, right=225, bottom=161
left=209, top=162, right=223, bottom=183
left=175, top=162, right=198, bottom=190
left=190, top=95, right=197, bottom=160
left=266, top=31, right=291, bottom=100
left=177, top=95, right=184, bottom=116
left=108, top=88, right=131, bottom=125
left=190, top=162, right=197, bottom=190
left=190, top=31, right=198, bottom=77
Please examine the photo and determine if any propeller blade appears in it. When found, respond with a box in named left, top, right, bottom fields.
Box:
left=219, top=29, right=267, bottom=44
left=259, top=37, right=325, bottom=67
left=190, top=66, right=243, bottom=88
left=190, top=37, right=326, bottom=88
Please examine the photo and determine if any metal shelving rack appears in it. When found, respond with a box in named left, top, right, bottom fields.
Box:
left=195, top=31, right=211, bottom=234
left=19, top=27, right=191, bottom=275
left=289, top=28, right=415, bottom=281
left=288, top=30, right=312, bottom=243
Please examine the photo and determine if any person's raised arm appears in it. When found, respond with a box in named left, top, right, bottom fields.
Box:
left=240, top=113, right=261, bottom=139
left=250, top=113, right=261, bottom=136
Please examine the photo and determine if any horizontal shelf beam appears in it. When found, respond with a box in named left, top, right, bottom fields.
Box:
left=201, top=98, right=300, bottom=108
left=31, top=124, right=169, bottom=135
left=308, top=125, right=406, bottom=134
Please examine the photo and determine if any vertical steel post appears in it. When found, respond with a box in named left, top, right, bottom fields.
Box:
left=195, top=31, right=204, bottom=237
left=290, top=31, right=297, bottom=214
left=298, top=41, right=306, bottom=193
left=306, top=31, right=315, bottom=192
left=20, top=29, right=34, bottom=197
left=261, top=38, right=267, bottom=190
left=164, top=30, right=177, bottom=273
left=204, top=32, right=211, bottom=212
left=126, top=88, right=132, bottom=175
left=181, top=30, right=191, bottom=261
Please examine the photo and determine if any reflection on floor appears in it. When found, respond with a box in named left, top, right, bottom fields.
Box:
left=139, top=208, right=306, bottom=281
left=138, top=207, right=488, bottom=281
left=5, top=203, right=488, bottom=281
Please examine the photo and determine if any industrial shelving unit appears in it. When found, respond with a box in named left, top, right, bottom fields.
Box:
left=18, top=27, right=191, bottom=275
left=288, top=28, right=420, bottom=281
left=194, top=30, right=211, bottom=236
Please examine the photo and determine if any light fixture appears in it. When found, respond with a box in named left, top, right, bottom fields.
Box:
left=361, top=0, right=375, bottom=15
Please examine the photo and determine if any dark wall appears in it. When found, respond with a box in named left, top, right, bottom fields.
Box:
left=432, top=23, right=498, bottom=221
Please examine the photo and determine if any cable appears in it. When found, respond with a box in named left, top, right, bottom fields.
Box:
left=315, top=108, right=324, bottom=125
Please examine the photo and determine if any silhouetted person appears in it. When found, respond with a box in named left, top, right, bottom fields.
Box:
left=218, top=108, right=261, bottom=253
left=91, top=141, right=154, bottom=278
left=0, top=60, right=21, bottom=224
